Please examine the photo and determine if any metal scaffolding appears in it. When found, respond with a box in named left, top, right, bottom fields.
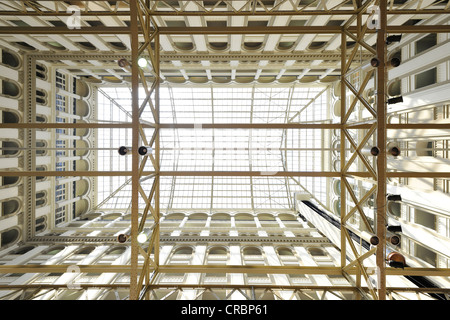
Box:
left=0, top=0, right=450, bottom=300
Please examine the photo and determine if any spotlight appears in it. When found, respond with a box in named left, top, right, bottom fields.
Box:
left=137, top=233, right=147, bottom=244
left=370, top=57, right=380, bottom=67
left=387, top=96, right=403, bottom=105
left=361, top=231, right=379, bottom=246
left=389, top=57, right=401, bottom=68
left=118, top=58, right=129, bottom=68
left=386, top=34, right=402, bottom=44
left=117, top=228, right=131, bottom=243
left=388, top=235, right=401, bottom=246
left=370, top=146, right=380, bottom=156
left=388, top=146, right=401, bottom=157
left=117, top=234, right=128, bottom=243
left=362, top=146, right=380, bottom=156
left=137, top=57, right=148, bottom=68
left=137, top=228, right=152, bottom=244
left=387, top=251, right=405, bottom=269
left=118, top=146, right=131, bottom=156
left=138, top=146, right=152, bottom=156
left=387, top=194, right=402, bottom=201
left=387, top=225, right=402, bottom=233
left=118, top=58, right=131, bottom=72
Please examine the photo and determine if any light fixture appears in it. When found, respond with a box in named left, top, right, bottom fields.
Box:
left=138, top=146, right=152, bottom=156
left=386, top=34, right=402, bottom=44
left=388, top=145, right=401, bottom=157
left=386, top=251, right=405, bottom=269
left=387, top=225, right=402, bottom=233
left=371, top=57, right=400, bottom=68
left=117, top=58, right=131, bottom=72
left=117, top=228, right=131, bottom=243
left=118, top=146, right=131, bottom=155
left=137, top=228, right=153, bottom=244
left=388, top=235, right=401, bottom=246
left=137, top=57, right=148, bottom=68
left=370, top=57, right=380, bottom=67
left=362, top=146, right=380, bottom=156
left=362, top=231, right=379, bottom=246
left=387, top=96, right=403, bottom=104
left=387, top=194, right=402, bottom=201
left=389, top=57, right=401, bottom=68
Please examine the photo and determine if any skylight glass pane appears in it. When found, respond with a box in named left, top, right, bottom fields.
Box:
left=96, top=84, right=328, bottom=210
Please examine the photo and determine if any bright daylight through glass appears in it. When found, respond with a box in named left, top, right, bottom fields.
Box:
left=96, top=85, right=329, bottom=211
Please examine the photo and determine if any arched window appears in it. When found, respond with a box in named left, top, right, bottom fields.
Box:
left=1, top=79, right=20, bottom=97
left=1, top=50, right=20, bottom=68
left=206, top=246, right=228, bottom=265
left=388, top=202, right=401, bottom=218
left=173, top=246, right=193, bottom=255
left=102, top=213, right=122, bottom=221
left=210, top=213, right=231, bottom=227
left=243, top=247, right=264, bottom=265
left=35, top=216, right=47, bottom=234
left=234, top=213, right=255, bottom=228
left=188, top=213, right=208, bottom=220
left=308, top=247, right=326, bottom=257
left=277, top=247, right=295, bottom=256
left=9, top=245, right=35, bottom=255
left=36, top=166, right=47, bottom=182
left=36, top=191, right=47, bottom=208
left=243, top=247, right=270, bottom=284
left=36, top=89, right=47, bottom=105
left=185, top=213, right=207, bottom=227
left=42, top=246, right=65, bottom=255
left=1, top=176, right=20, bottom=188
left=1, top=198, right=20, bottom=217
left=164, top=213, right=185, bottom=220
left=1, top=228, right=20, bottom=248
left=277, top=247, right=298, bottom=266
left=36, top=140, right=47, bottom=156
left=169, top=246, right=194, bottom=265
left=1, top=140, right=20, bottom=156
left=2, top=110, right=20, bottom=123
left=106, top=246, right=127, bottom=256
left=36, top=63, right=47, bottom=80
left=75, top=246, right=96, bottom=255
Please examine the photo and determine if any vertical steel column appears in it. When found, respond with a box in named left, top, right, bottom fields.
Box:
left=375, top=0, right=387, bottom=300
left=130, top=0, right=140, bottom=300
left=340, top=31, right=347, bottom=270
left=154, top=32, right=161, bottom=268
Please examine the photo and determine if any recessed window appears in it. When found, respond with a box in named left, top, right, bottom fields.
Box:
left=414, top=209, right=436, bottom=230
left=173, top=42, right=194, bottom=51
left=1, top=141, right=19, bottom=156
left=76, top=42, right=97, bottom=51
left=415, top=34, right=437, bottom=55
left=248, top=20, right=268, bottom=27
left=2, top=80, right=20, bottom=97
left=86, top=20, right=104, bottom=27
left=206, top=21, right=226, bottom=28
left=415, top=243, right=436, bottom=267
left=1, top=51, right=19, bottom=68
left=1, top=228, right=19, bottom=248
left=2, top=110, right=19, bottom=123
left=1, top=199, right=20, bottom=216
left=415, top=67, right=437, bottom=89
left=165, top=20, right=186, bottom=27
left=289, top=20, right=307, bottom=26
left=14, top=42, right=35, bottom=50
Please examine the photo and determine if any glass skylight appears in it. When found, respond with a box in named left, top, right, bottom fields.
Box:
left=95, top=84, right=329, bottom=211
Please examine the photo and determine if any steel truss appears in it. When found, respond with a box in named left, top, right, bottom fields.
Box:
left=1, top=0, right=450, bottom=16
left=1, top=0, right=450, bottom=301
